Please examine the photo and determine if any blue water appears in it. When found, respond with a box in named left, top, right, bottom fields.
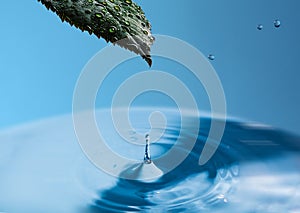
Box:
left=0, top=108, right=299, bottom=212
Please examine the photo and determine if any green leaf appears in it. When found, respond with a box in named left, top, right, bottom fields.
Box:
left=38, top=0, right=154, bottom=66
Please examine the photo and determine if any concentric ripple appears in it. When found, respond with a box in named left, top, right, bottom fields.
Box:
left=0, top=108, right=299, bottom=212
left=81, top=108, right=300, bottom=212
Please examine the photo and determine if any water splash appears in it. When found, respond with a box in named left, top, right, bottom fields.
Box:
left=85, top=108, right=300, bottom=212
left=144, top=134, right=152, bottom=164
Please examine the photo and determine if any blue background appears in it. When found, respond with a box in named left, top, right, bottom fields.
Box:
left=0, top=0, right=299, bottom=133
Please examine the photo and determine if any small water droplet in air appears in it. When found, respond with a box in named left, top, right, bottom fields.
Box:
left=208, top=54, right=215, bottom=60
left=274, top=19, right=281, bottom=28
left=257, top=24, right=263, bottom=30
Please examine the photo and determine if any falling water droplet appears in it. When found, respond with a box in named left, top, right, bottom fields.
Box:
left=274, top=19, right=281, bottom=28
left=257, top=24, right=263, bottom=30
left=144, top=134, right=151, bottom=164
left=208, top=54, right=215, bottom=60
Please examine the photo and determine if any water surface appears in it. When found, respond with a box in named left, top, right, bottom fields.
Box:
left=0, top=108, right=299, bottom=212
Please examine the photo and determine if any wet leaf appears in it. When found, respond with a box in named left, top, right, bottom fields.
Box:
left=38, top=0, right=154, bottom=66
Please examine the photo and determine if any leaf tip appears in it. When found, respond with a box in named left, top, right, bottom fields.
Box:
left=143, top=55, right=152, bottom=67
